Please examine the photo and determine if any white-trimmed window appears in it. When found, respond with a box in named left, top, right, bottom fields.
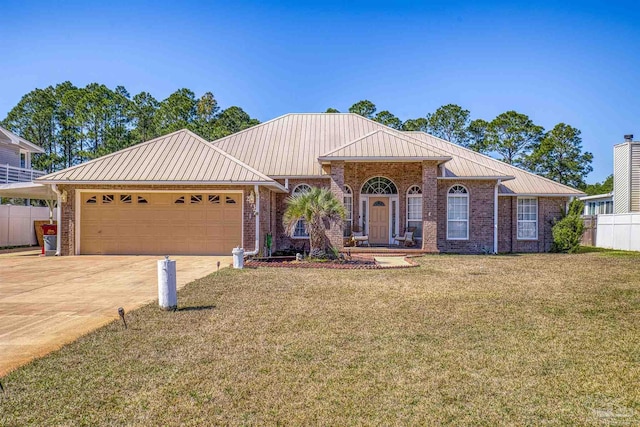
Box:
left=406, top=185, right=422, bottom=238
left=517, top=197, right=538, bottom=240
left=447, top=185, right=469, bottom=240
left=343, top=185, right=353, bottom=237
left=292, top=184, right=311, bottom=238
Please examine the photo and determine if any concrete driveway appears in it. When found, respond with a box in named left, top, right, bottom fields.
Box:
left=0, top=251, right=231, bottom=376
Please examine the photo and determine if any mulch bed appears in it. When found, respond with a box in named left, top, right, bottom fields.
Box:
left=246, top=255, right=419, bottom=269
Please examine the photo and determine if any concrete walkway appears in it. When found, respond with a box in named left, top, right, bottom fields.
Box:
left=0, top=251, right=230, bottom=376
left=374, top=256, right=413, bottom=267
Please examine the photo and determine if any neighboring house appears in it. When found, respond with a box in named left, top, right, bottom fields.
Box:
left=0, top=125, right=46, bottom=186
left=35, top=113, right=583, bottom=256
left=580, top=193, right=614, bottom=216
left=612, top=135, right=640, bottom=214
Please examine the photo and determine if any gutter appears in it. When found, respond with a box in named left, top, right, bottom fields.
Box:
left=51, top=184, right=62, bottom=256
left=244, top=184, right=261, bottom=257
left=494, top=179, right=501, bottom=254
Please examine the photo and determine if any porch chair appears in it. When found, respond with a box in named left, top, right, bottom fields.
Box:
left=394, top=229, right=416, bottom=247
left=351, top=231, right=370, bottom=247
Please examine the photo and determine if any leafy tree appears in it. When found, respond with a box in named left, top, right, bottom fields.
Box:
left=1, top=82, right=262, bottom=171
left=467, top=119, right=489, bottom=152
left=55, top=82, right=82, bottom=167
left=131, top=92, right=159, bottom=143
left=213, top=106, right=259, bottom=139
left=155, top=88, right=197, bottom=134
left=425, top=104, right=470, bottom=145
left=526, top=123, right=593, bottom=188
left=2, top=86, right=59, bottom=172
left=485, top=111, right=544, bottom=166
left=348, top=100, right=376, bottom=119
left=402, top=117, right=428, bottom=132
left=373, top=110, right=402, bottom=129
left=551, top=199, right=584, bottom=253
left=325, top=108, right=340, bottom=113
left=583, top=174, right=613, bottom=196
left=194, top=92, right=220, bottom=140
left=105, top=85, right=133, bottom=153
left=283, top=187, right=346, bottom=256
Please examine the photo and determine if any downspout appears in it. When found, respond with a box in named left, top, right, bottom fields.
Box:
left=493, top=179, right=501, bottom=254
left=244, top=185, right=260, bottom=256
left=51, top=184, right=62, bottom=256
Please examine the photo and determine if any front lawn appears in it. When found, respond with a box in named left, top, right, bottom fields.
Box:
left=2, top=252, right=639, bottom=425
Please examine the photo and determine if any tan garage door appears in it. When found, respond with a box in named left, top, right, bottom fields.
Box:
left=80, top=192, right=242, bottom=255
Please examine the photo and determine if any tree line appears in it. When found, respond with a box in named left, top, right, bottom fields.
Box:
left=328, top=100, right=594, bottom=189
left=1, top=82, right=259, bottom=172
left=2, top=84, right=598, bottom=190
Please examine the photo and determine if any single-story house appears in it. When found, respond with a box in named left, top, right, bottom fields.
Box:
left=36, top=113, right=584, bottom=256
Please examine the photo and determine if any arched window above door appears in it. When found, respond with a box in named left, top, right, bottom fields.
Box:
left=361, top=177, right=398, bottom=194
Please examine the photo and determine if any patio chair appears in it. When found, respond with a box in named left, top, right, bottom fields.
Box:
left=351, top=231, right=370, bottom=247
left=394, top=231, right=415, bottom=247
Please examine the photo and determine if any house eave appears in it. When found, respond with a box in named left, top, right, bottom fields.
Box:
left=438, top=176, right=515, bottom=181
left=318, top=156, right=451, bottom=163
left=498, top=192, right=585, bottom=197
left=35, top=179, right=288, bottom=192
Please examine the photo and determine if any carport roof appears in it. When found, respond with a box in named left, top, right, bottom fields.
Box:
left=36, top=129, right=287, bottom=191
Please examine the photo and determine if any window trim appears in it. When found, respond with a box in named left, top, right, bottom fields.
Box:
left=446, top=184, right=469, bottom=241
left=291, top=183, right=312, bottom=239
left=406, top=185, right=422, bottom=239
left=517, top=197, right=538, bottom=241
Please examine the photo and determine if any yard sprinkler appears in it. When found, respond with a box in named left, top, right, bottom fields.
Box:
left=118, top=307, right=127, bottom=329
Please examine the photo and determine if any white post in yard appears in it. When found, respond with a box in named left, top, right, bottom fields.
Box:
left=157, top=256, right=177, bottom=310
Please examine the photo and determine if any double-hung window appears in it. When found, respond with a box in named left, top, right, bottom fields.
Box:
left=517, top=197, right=538, bottom=240
left=447, top=185, right=469, bottom=240
left=406, top=185, right=422, bottom=238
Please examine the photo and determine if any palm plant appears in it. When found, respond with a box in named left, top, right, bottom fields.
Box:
left=283, top=187, right=346, bottom=256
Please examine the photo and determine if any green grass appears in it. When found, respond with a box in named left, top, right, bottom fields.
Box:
left=1, top=251, right=640, bottom=425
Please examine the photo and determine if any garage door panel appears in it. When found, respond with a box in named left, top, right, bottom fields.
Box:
left=80, top=192, right=243, bottom=255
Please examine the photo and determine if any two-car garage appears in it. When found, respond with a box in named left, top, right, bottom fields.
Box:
left=79, top=192, right=243, bottom=255
left=36, top=129, right=286, bottom=256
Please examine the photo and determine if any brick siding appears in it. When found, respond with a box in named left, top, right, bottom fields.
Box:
left=57, top=176, right=569, bottom=256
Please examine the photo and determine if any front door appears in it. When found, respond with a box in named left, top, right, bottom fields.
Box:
left=369, top=197, right=389, bottom=245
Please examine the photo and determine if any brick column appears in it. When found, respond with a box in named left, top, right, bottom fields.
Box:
left=328, top=161, right=345, bottom=249
left=422, top=161, right=439, bottom=252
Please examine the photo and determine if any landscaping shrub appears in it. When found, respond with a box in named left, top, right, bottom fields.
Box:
left=551, top=199, right=584, bottom=253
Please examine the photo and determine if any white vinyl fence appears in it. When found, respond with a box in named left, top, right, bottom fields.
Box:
left=596, top=213, right=640, bottom=251
left=0, top=205, right=56, bottom=247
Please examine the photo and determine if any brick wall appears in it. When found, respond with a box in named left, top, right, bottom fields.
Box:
left=436, top=180, right=496, bottom=254
left=498, top=196, right=566, bottom=253
left=58, top=184, right=257, bottom=256
left=273, top=178, right=330, bottom=251
left=344, top=162, right=425, bottom=239
left=60, top=181, right=570, bottom=256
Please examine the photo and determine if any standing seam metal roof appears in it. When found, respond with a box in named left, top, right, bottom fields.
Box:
left=37, top=129, right=284, bottom=190
left=212, top=113, right=582, bottom=195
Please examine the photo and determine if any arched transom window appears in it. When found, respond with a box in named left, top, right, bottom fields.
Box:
left=292, top=184, right=312, bottom=237
left=406, top=185, right=423, bottom=238
left=447, top=185, right=469, bottom=240
left=361, top=177, right=398, bottom=194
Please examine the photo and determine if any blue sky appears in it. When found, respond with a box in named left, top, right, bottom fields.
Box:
left=1, top=0, right=639, bottom=183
